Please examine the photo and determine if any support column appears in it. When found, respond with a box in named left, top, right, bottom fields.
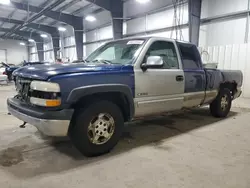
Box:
left=27, top=45, right=30, bottom=62
left=52, top=37, right=60, bottom=60
left=188, top=0, right=202, bottom=46
left=74, top=17, right=84, bottom=60
left=110, top=0, right=123, bottom=39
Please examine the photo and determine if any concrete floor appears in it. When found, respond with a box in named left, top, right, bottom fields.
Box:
left=1, top=84, right=250, bottom=188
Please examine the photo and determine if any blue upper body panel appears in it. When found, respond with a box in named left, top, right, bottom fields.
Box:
left=7, top=62, right=45, bottom=74
left=13, top=63, right=135, bottom=102
left=13, top=63, right=128, bottom=80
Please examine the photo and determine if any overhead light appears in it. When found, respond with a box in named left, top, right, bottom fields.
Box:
left=28, top=39, right=35, bottom=42
left=58, top=27, right=66, bottom=32
left=40, top=34, right=48, bottom=38
left=20, top=42, right=25, bottom=46
left=136, top=0, right=150, bottom=4
left=0, top=0, right=11, bottom=5
left=85, top=15, right=96, bottom=22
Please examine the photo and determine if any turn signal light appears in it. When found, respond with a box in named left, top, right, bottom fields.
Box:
left=46, top=99, right=61, bottom=107
left=30, top=97, right=61, bottom=107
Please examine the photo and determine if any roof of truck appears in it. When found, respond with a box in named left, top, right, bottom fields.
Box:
left=110, top=36, right=192, bottom=45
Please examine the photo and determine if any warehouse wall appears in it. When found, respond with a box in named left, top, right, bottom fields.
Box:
left=200, top=0, right=249, bottom=46
left=29, top=0, right=250, bottom=63
left=29, top=45, right=38, bottom=62
left=83, top=2, right=189, bottom=56
left=200, top=44, right=250, bottom=98
left=64, top=36, right=77, bottom=61
left=0, top=39, right=28, bottom=65
left=44, top=42, right=54, bottom=62
left=80, top=0, right=250, bottom=53
left=201, top=0, right=248, bottom=18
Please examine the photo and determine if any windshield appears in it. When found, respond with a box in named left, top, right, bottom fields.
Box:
left=86, top=39, right=145, bottom=65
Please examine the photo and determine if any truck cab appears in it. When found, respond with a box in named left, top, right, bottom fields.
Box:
left=133, top=38, right=212, bottom=116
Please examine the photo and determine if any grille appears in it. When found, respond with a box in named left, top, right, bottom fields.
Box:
left=15, top=77, right=32, bottom=102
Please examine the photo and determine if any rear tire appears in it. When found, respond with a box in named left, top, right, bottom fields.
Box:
left=70, top=100, right=124, bottom=157
left=210, top=88, right=232, bottom=118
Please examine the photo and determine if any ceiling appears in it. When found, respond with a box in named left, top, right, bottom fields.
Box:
left=0, top=0, right=177, bottom=41
left=0, top=0, right=105, bottom=40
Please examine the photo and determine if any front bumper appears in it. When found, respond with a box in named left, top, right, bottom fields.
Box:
left=7, top=98, right=74, bottom=136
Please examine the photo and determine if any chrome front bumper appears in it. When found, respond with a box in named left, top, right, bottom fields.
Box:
left=8, top=106, right=70, bottom=136
left=7, top=97, right=73, bottom=137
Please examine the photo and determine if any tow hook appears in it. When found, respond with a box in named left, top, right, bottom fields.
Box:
left=8, top=112, right=27, bottom=128
left=19, top=122, right=27, bottom=128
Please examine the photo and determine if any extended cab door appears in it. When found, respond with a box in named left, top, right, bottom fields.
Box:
left=134, top=39, right=185, bottom=117
left=176, top=42, right=206, bottom=107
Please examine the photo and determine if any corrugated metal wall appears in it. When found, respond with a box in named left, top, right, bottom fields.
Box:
left=44, top=42, right=54, bottom=62
left=29, top=46, right=38, bottom=62
left=200, top=44, right=250, bottom=98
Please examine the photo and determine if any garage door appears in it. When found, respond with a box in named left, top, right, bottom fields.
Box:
left=0, top=50, right=6, bottom=63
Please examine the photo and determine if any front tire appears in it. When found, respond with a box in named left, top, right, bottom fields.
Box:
left=210, top=88, right=232, bottom=118
left=70, top=100, right=124, bottom=157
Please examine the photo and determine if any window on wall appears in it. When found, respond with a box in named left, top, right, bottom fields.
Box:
left=145, top=41, right=179, bottom=69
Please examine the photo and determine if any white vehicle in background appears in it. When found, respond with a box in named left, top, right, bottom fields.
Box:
left=0, top=63, right=8, bottom=84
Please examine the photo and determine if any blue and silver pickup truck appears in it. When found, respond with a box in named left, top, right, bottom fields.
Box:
left=7, top=37, right=243, bottom=156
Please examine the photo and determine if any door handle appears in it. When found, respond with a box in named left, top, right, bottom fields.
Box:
left=176, top=75, right=184, bottom=82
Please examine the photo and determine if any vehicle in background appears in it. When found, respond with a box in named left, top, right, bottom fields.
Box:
left=56, top=59, right=63, bottom=64
left=0, top=63, right=6, bottom=75
left=0, top=63, right=8, bottom=83
left=8, top=37, right=243, bottom=157
left=6, top=61, right=46, bottom=81
left=0, top=74, right=7, bottom=84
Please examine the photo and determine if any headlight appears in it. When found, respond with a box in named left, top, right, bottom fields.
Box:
left=30, top=81, right=61, bottom=107
left=30, top=81, right=60, bottom=92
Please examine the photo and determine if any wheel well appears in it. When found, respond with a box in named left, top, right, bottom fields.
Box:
left=220, top=82, right=237, bottom=97
left=71, top=92, right=131, bottom=122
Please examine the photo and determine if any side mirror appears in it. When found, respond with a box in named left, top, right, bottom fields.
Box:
left=141, top=56, right=164, bottom=71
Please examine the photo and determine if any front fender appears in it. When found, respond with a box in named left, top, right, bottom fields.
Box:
left=67, top=84, right=135, bottom=119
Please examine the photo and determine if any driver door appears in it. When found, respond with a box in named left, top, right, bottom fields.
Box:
left=134, top=40, right=185, bottom=117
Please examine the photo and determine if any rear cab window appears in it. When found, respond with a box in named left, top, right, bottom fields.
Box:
left=176, top=42, right=202, bottom=70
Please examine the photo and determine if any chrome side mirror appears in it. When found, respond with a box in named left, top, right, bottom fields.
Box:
left=141, top=56, right=164, bottom=71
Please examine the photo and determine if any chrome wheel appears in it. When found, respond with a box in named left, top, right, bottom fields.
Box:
left=221, top=95, right=228, bottom=111
left=88, top=113, right=115, bottom=145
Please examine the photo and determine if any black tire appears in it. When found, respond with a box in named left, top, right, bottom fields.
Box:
left=69, top=100, right=124, bottom=157
left=210, top=88, right=232, bottom=118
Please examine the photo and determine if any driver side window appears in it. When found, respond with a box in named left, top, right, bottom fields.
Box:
left=145, top=41, right=179, bottom=69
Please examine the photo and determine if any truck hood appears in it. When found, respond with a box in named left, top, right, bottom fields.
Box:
left=13, top=63, right=128, bottom=80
